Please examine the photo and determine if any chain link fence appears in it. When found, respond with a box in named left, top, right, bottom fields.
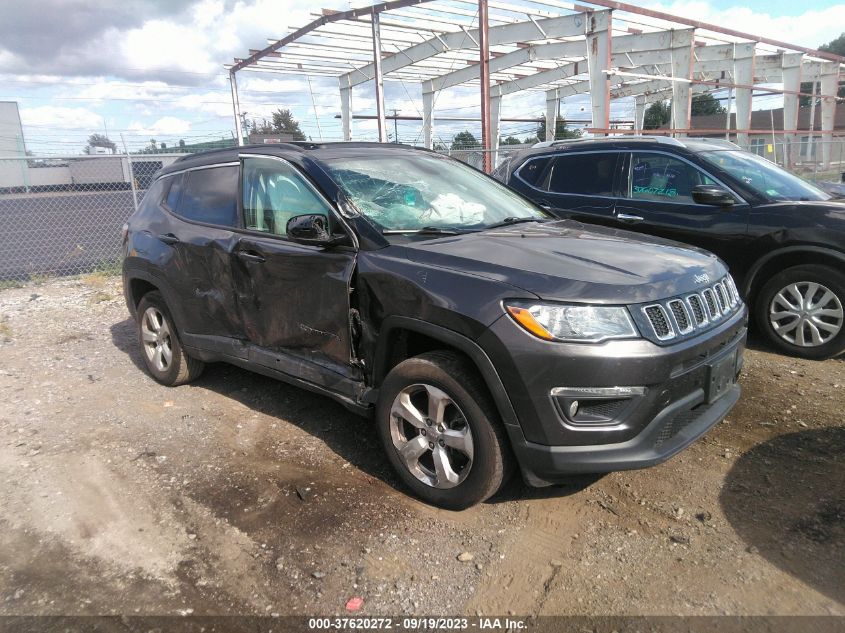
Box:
left=433, top=144, right=530, bottom=173
left=736, top=137, right=845, bottom=184
left=2, top=138, right=843, bottom=283
left=0, top=153, right=184, bottom=282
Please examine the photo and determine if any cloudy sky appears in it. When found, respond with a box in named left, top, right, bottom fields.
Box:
left=1, top=0, right=843, bottom=155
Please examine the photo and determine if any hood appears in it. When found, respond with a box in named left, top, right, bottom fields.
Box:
left=401, top=220, right=726, bottom=304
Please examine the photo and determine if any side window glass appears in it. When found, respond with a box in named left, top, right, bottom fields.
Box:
left=546, top=153, right=616, bottom=196
left=164, top=174, right=183, bottom=211
left=517, top=157, right=552, bottom=187
left=137, top=178, right=167, bottom=214
left=630, top=153, right=714, bottom=203
left=242, top=157, right=331, bottom=237
left=177, top=166, right=238, bottom=227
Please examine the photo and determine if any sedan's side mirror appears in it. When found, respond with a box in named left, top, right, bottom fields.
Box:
left=692, top=184, right=735, bottom=207
left=286, top=214, right=347, bottom=247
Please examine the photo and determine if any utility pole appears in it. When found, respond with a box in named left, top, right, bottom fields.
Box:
left=391, top=109, right=400, bottom=143
left=306, top=76, right=324, bottom=141
left=230, top=70, right=244, bottom=146
left=103, top=118, right=113, bottom=154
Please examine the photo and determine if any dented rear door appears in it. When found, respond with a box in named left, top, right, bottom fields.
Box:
left=163, top=164, right=246, bottom=340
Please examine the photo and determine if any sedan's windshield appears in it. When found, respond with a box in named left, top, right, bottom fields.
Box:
left=699, top=150, right=830, bottom=202
left=322, top=153, right=551, bottom=232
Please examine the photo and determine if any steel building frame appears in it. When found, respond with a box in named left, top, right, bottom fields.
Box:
left=227, top=0, right=845, bottom=170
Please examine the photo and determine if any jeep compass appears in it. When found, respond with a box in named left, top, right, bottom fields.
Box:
left=122, top=143, right=747, bottom=509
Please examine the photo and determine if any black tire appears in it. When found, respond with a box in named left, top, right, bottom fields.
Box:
left=136, top=291, right=204, bottom=385
left=755, top=264, right=845, bottom=360
left=375, top=351, right=513, bottom=510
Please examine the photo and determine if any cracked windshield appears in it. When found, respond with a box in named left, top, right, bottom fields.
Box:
left=324, top=153, right=550, bottom=232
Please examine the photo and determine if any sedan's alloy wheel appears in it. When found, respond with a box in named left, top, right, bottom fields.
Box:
left=141, top=306, right=173, bottom=371
left=769, top=281, right=844, bottom=347
left=389, top=383, right=474, bottom=489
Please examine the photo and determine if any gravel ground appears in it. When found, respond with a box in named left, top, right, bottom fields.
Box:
left=0, top=276, right=842, bottom=617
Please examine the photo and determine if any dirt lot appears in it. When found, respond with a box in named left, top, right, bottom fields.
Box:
left=0, top=276, right=842, bottom=618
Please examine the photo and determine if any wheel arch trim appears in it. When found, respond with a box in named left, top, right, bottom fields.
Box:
left=371, top=316, right=523, bottom=434
left=123, top=267, right=188, bottom=333
left=742, top=246, right=845, bottom=297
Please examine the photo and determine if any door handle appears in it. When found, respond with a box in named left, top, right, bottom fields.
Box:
left=617, top=213, right=644, bottom=223
left=537, top=201, right=552, bottom=211
left=158, top=233, right=180, bottom=245
left=236, top=250, right=266, bottom=263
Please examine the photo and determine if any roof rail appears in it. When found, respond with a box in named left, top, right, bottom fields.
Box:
left=532, top=135, right=685, bottom=149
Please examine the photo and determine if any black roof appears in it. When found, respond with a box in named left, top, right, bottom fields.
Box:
left=161, top=142, right=432, bottom=175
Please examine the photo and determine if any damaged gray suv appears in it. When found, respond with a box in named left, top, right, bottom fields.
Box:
left=122, top=143, right=747, bottom=509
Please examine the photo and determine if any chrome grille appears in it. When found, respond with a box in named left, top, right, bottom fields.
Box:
left=713, top=283, right=726, bottom=314
left=643, top=305, right=674, bottom=340
left=716, top=282, right=730, bottom=314
left=668, top=299, right=693, bottom=334
left=725, top=276, right=739, bottom=306
left=702, top=288, right=719, bottom=320
left=641, top=275, right=742, bottom=342
left=687, top=294, right=707, bottom=325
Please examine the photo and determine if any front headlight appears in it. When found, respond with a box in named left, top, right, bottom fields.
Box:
left=505, top=301, right=639, bottom=343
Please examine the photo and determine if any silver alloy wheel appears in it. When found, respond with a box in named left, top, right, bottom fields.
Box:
left=140, top=306, right=174, bottom=372
left=388, top=383, right=474, bottom=489
left=769, top=281, right=844, bottom=347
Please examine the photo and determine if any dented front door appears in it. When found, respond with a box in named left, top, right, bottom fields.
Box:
left=231, top=235, right=356, bottom=375
left=231, top=154, right=357, bottom=379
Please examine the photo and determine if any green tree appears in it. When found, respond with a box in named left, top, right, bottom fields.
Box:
left=801, top=33, right=845, bottom=106
left=820, top=32, right=845, bottom=55
left=451, top=130, right=480, bottom=150
left=536, top=115, right=580, bottom=141
left=269, top=108, right=306, bottom=141
left=85, top=133, right=116, bottom=154
left=643, top=101, right=671, bottom=129
left=691, top=93, right=726, bottom=116
left=499, top=136, right=523, bottom=145
left=252, top=119, right=273, bottom=134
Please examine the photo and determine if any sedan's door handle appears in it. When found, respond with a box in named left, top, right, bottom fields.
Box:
left=158, top=233, right=180, bottom=245
left=236, top=250, right=266, bottom=263
left=537, top=200, right=552, bottom=210
left=617, top=213, right=644, bottom=223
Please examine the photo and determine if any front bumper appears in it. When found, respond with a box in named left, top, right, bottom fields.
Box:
left=478, top=307, right=747, bottom=485
left=512, top=383, right=739, bottom=484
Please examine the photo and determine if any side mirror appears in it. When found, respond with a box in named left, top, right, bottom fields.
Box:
left=286, top=214, right=347, bottom=247
left=692, top=184, right=735, bottom=207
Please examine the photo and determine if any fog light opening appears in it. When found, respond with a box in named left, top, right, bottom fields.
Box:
left=551, top=386, right=647, bottom=429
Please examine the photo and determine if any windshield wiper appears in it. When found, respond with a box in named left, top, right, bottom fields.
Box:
left=382, top=226, right=462, bottom=235
left=483, top=216, right=550, bottom=230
